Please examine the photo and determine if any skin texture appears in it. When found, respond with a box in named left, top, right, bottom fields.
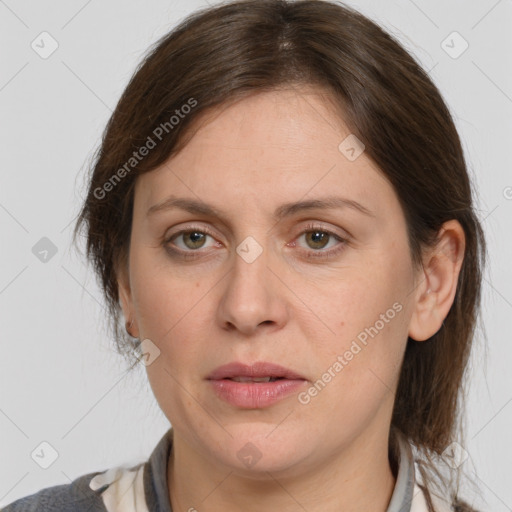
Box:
left=118, top=86, right=465, bottom=512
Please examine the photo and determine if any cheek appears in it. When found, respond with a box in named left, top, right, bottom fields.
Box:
left=304, top=252, right=411, bottom=387
left=135, top=267, right=211, bottom=424
left=306, top=258, right=407, bottom=340
left=339, top=281, right=405, bottom=347
left=297, top=279, right=409, bottom=435
left=130, top=243, right=198, bottom=337
left=130, top=256, right=216, bottom=378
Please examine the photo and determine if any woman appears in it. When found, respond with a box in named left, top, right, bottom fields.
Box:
left=3, top=0, right=486, bottom=510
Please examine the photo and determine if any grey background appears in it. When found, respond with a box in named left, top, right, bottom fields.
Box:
left=0, top=0, right=511, bottom=509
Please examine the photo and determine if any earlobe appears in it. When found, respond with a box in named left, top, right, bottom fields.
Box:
left=408, top=220, right=465, bottom=342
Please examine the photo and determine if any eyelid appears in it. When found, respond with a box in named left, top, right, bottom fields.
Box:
left=294, top=221, right=349, bottom=240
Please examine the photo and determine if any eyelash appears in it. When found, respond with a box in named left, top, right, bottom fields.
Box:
left=163, top=222, right=348, bottom=261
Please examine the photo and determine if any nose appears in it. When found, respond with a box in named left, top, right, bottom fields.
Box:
left=216, top=240, right=290, bottom=337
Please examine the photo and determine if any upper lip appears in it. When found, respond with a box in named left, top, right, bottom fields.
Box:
left=207, top=361, right=306, bottom=380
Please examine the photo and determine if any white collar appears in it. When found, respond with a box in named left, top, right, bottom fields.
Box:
left=389, top=429, right=453, bottom=512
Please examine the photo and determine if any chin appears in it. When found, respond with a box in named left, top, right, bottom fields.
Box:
left=210, top=428, right=307, bottom=475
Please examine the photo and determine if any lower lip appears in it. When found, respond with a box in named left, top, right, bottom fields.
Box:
left=208, top=378, right=307, bottom=408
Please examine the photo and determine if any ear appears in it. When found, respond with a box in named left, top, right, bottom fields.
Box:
left=408, top=220, right=465, bottom=342
left=117, top=258, right=140, bottom=339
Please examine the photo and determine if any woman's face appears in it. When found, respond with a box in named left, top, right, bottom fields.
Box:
left=119, top=87, right=424, bottom=476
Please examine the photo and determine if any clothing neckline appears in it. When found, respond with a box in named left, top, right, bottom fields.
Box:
left=143, top=427, right=417, bottom=512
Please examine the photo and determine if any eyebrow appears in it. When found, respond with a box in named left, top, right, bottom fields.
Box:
left=146, top=195, right=375, bottom=220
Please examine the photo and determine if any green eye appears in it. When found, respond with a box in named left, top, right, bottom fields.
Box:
left=179, top=231, right=208, bottom=250
left=303, top=230, right=331, bottom=250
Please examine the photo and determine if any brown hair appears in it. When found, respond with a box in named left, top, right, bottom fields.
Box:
left=72, top=1, right=487, bottom=510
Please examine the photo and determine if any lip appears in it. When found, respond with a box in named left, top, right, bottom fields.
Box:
left=207, top=361, right=307, bottom=409
left=207, top=361, right=306, bottom=380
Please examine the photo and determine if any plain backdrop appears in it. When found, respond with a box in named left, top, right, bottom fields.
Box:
left=0, top=0, right=511, bottom=509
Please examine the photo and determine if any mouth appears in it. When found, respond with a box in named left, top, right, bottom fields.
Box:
left=206, top=361, right=306, bottom=381
left=206, top=361, right=307, bottom=408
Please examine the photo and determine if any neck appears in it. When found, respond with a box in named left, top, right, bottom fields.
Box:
left=167, top=429, right=397, bottom=512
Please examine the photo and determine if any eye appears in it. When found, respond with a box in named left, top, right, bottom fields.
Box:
left=166, top=228, right=217, bottom=251
left=294, top=223, right=348, bottom=258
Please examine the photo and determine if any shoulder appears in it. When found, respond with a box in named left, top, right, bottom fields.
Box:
left=1, top=470, right=109, bottom=512
left=1, top=428, right=174, bottom=512
left=1, top=462, right=147, bottom=512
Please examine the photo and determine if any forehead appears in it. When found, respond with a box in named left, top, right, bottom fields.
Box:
left=135, top=87, right=397, bottom=220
